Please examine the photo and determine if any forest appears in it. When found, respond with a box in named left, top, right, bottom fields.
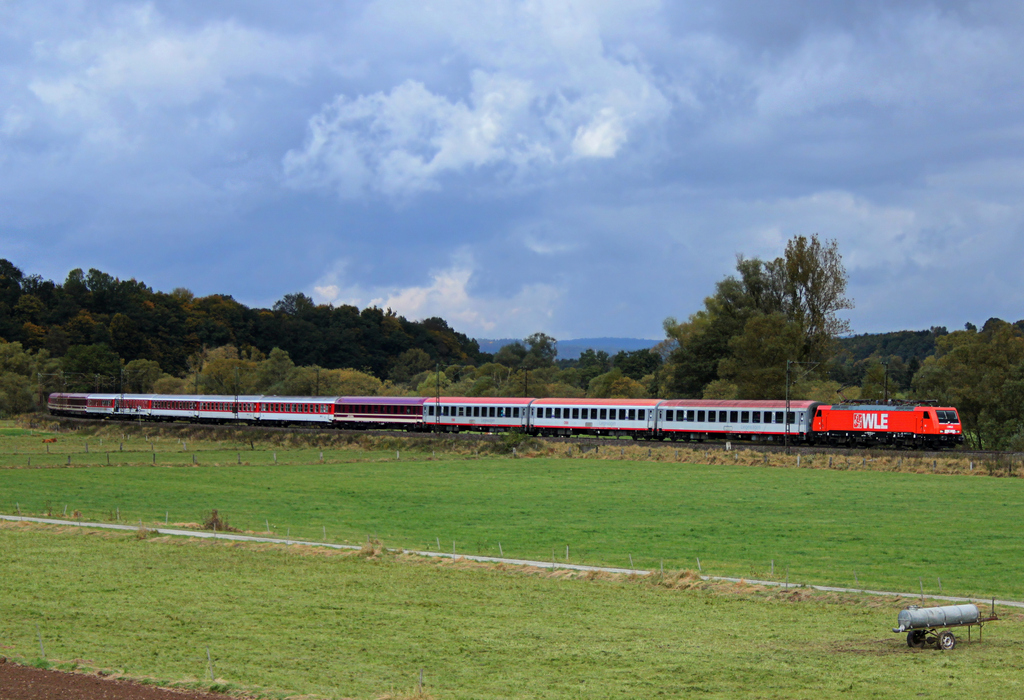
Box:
left=1, top=234, right=1022, bottom=449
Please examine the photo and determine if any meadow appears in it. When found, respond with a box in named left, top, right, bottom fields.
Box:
left=2, top=522, right=1023, bottom=700
left=2, top=421, right=1024, bottom=601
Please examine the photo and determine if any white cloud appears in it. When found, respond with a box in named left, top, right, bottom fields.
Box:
left=311, top=256, right=562, bottom=336
left=284, top=1, right=672, bottom=197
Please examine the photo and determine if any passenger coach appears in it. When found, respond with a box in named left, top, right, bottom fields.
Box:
left=657, top=400, right=818, bottom=442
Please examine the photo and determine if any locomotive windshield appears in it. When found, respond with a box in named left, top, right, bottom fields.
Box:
left=937, top=410, right=959, bottom=423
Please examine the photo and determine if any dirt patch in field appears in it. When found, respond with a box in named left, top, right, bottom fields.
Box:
left=0, top=659, right=237, bottom=700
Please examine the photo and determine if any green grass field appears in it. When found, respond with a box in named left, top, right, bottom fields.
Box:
left=2, top=423, right=1024, bottom=601
left=2, top=523, right=1022, bottom=700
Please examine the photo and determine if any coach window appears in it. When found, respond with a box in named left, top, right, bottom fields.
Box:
left=752, top=411, right=760, bottom=423
left=625, top=409, right=634, bottom=421
left=554, top=408, right=562, bottom=419
left=489, top=407, right=496, bottom=417
left=665, top=410, right=674, bottom=422
left=741, top=411, right=749, bottom=423
left=730, top=411, right=738, bottom=423
left=786, top=412, right=796, bottom=424
left=708, top=411, right=716, bottom=423
left=443, top=406, right=450, bottom=416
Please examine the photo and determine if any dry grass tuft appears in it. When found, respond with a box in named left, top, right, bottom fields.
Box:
left=201, top=509, right=239, bottom=532
left=359, top=538, right=385, bottom=558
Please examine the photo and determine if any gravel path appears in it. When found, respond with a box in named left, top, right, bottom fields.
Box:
left=4, top=514, right=1022, bottom=609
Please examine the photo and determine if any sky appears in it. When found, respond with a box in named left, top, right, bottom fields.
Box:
left=2, top=1, right=1023, bottom=341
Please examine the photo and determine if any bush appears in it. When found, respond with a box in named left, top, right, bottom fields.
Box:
left=493, top=430, right=535, bottom=454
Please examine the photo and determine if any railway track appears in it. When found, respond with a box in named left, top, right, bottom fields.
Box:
left=33, top=415, right=1022, bottom=462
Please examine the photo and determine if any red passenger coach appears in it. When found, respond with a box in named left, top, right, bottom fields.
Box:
left=47, top=393, right=91, bottom=417
left=333, top=396, right=427, bottom=430
left=813, top=403, right=963, bottom=448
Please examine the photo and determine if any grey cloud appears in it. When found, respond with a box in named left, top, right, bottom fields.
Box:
left=1, top=0, right=1023, bottom=341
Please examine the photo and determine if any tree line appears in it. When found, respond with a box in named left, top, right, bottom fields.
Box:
left=1, top=238, right=1021, bottom=449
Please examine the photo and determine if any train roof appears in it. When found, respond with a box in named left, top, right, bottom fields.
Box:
left=337, top=396, right=428, bottom=404
left=823, top=404, right=956, bottom=412
left=659, top=399, right=819, bottom=409
left=428, top=396, right=536, bottom=404
left=531, top=398, right=661, bottom=406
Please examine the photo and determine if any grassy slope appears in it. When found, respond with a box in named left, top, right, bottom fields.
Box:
left=2, top=524, right=1022, bottom=700
left=2, top=440, right=1024, bottom=600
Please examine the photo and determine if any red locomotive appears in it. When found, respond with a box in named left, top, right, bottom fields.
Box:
left=812, top=402, right=963, bottom=448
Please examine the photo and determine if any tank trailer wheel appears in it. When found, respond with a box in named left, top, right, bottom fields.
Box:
left=907, top=630, right=927, bottom=648
left=938, top=631, right=956, bottom=650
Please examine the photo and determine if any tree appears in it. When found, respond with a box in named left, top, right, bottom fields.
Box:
left=0, top=373, right=34, bottom=416
left=273, top=292, right=316, bottom=317
left=588, top=369, right=648, bottom=398
left=255, top=347, right=295, bottom=393
left=778, top=235, right=853, bottom=360
left=913, top=319, right=1024, bottom=449
left=612, top=348, right=661, bottom=380
left=109, top=313, right=144, bottom=360
left=664, top=234, right=853, bottom=399
left=523, top=333, right=557, bottom=369
left=388, top=348, right=433, bottom=383
left=494, top=342, right=527, bottom=368
left=123, top=359, right=163, bottom=393
left=61, top=344, right=121, bottom=391
left=717, top=313, right=803, bottom=399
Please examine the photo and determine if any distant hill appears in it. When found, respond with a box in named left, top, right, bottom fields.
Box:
left=476, top=337, right=660, bottom=360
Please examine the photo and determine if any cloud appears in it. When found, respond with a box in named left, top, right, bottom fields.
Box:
left=284, top=1, right=672, bottom=197
left=22, top=4, right=317, bottom=145
left=311, top=256, right=562, bottom=337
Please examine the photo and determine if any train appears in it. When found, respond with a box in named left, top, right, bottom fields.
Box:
left=47, top=392, right=964, bottom=449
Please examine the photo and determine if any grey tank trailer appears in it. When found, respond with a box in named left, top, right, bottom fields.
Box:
left=893, top=602, right=998, bottom=649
